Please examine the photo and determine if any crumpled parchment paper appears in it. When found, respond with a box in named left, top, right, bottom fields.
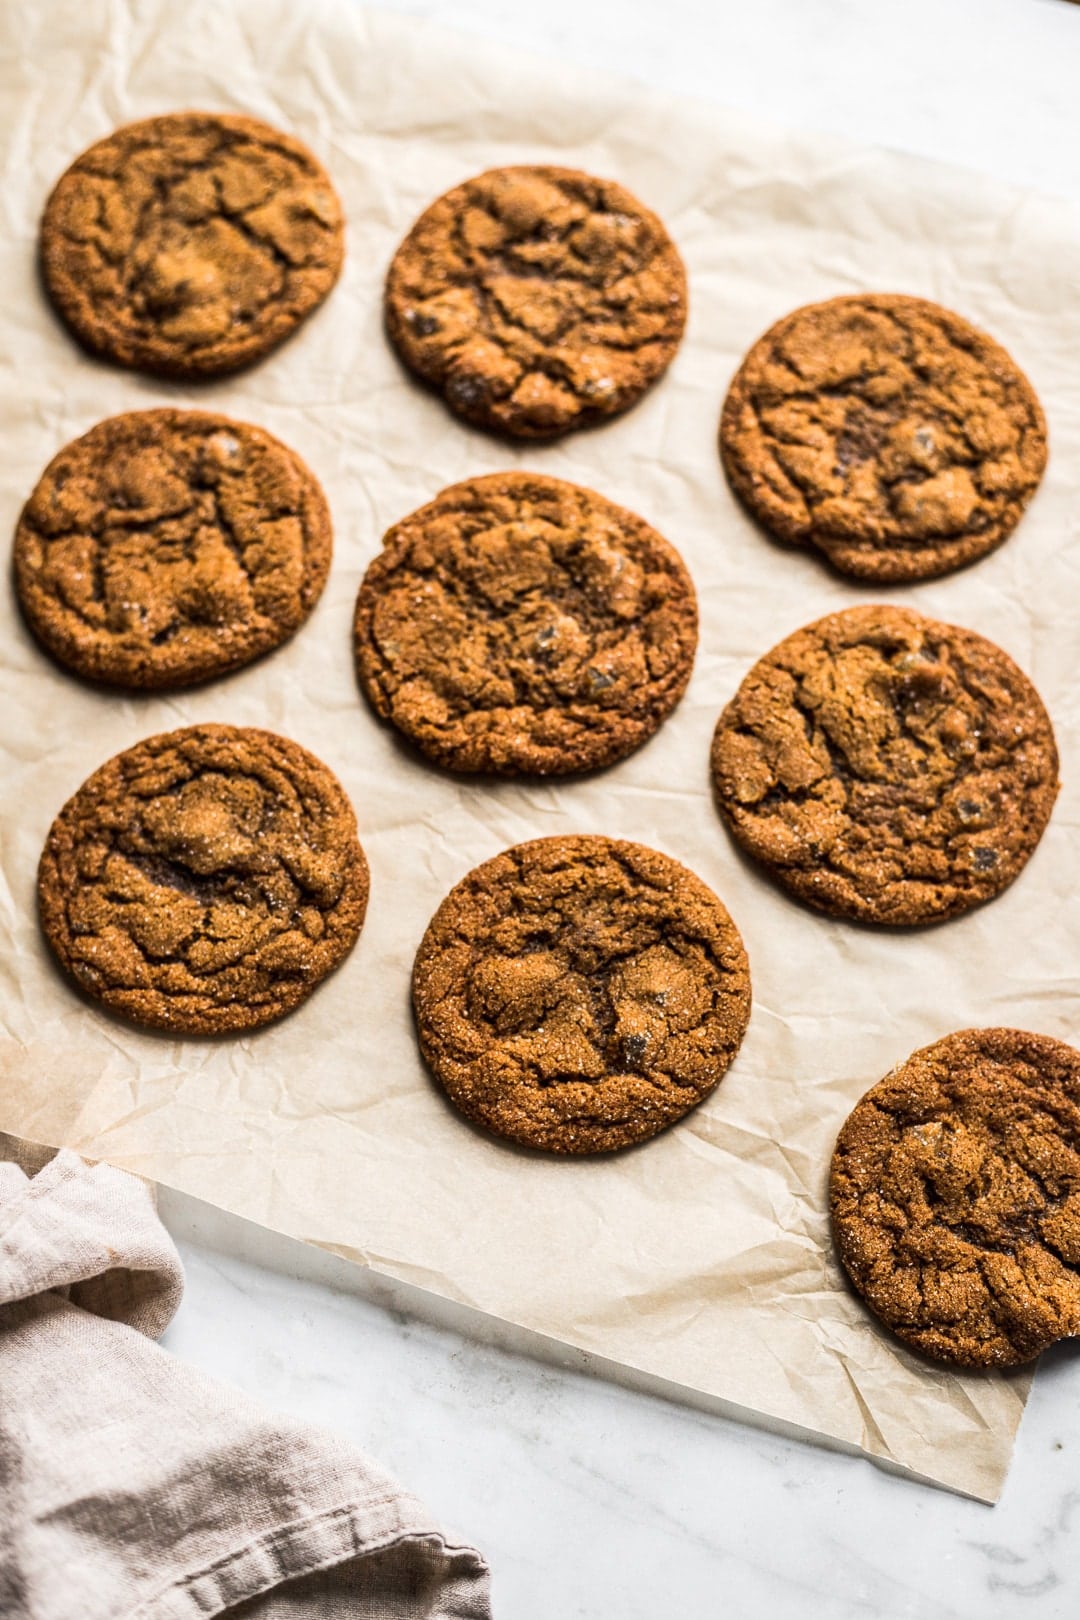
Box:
left=3, top=0, right=1079, bottom=1504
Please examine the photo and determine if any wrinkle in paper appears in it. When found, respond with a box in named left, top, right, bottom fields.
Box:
left=2, top=0, right=1079, bottom=1504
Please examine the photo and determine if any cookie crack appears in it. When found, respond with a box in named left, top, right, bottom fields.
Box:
left=17, top=417, right=325, bottom=680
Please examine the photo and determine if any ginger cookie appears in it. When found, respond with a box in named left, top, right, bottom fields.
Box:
left=40, top=113, right=344, bottom=378
left=15, top=410, right=332, bottom=690
left=412, top=836, right=751, bottom=1154
left=720, top=295, right=1047, bottom=583
left=385, top=166, right=687, bottom=439
left=354, top=472, right=698, bottom=775
left=711, top=605, right=1058, bottom=925
left=831, top=1028, right=1080, bottom=1368
left=38, top=724, right=368, bottom=1035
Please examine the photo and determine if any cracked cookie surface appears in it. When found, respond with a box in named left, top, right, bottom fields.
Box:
left=38, top=724, right=368, bottom=1035
left=354, top=472, right=697, bottom=775
left=711, top=605, right=1058, bottom=925
left=412, top=836, right=751, bottom=1153
left=831, top=1028, right=1080, bottom=1368
left=40, top=113, right=344, bottom=378
left=385, top=166, right=687, bottom=439
left=15, top=409, right=332, bottom=689
left=720, top=295, right=1047, bottom=582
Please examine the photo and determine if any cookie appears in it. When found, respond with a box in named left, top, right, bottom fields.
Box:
left=711, top=605, right=1058, bottom=925
left=412, top=836, right=751, bottom=1154
left=38, top=724, right=368, bottom=1035
left=354, top=472, right=698, bottom=775
left=385, top=166, right=687, bottom=439
left=40, top=113, right=344, bottom=378
left=831, top=1028, right=1080, bottom=1368
left=720, top=295, right=1047, bottom=583
left=15, top=410, right=332, bottom=690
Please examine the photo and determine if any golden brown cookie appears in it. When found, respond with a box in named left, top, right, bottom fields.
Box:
left=711, top=605, right=1058, bottom=925
left=40, top=113, right=344, bottom=378
left=15, top=410, right=332, bottom=690
left=38, top=724, right=368, bottom=1035
left=412, top=836, right=751, bottom=1153
left=354, top=472, right=698, bottom=775
left=720, top=295, right=1047, bottom=583
left=385, top=166, right=687, bottom=439
left=831, top=1028, right=1080, bottom=1368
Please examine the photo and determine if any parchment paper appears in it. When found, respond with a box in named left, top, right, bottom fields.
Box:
left=2, top=0, right=1079, bottom=1505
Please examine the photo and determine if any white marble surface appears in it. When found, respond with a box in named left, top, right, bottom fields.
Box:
left=161, top=1188, right=1080, bottom=1619
left=158, top=2, right=1080, bottom=1614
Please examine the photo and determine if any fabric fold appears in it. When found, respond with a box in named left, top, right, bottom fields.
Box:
left=0, top=1144, right=491, bottom=1620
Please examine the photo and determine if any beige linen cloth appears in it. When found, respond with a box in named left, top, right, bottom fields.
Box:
left=0, top=1140, right=491, bottom=1620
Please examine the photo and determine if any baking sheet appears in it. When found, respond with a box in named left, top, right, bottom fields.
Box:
left=3, top=0, right=1080, bottom=1503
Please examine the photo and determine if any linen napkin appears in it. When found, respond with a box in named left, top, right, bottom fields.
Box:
left=0, top=1142, right=492, bottom=1619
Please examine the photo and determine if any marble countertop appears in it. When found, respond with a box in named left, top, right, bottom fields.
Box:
left=158, top=2, right=1080, bottom=1614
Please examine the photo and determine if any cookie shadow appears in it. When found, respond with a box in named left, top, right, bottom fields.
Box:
left=828, top=1204, right=1079, bottom=1379
left=35, top=236, right=333, bottom=391
left=383, top=304, right=676, bottom=451
left=402, top=973, right=749, bottom=1167
left=706, top=766, right=1022, bottom=941
left=725, top=473, right=1010, bottom=592
left=351, top=650, right=678, bottom=792
left=35, top=921, right=360, bottom=1049
left=10, top=556, right=320, bottom=703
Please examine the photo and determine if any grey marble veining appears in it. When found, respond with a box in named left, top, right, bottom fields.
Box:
left=160, top=1187, right=1080, bottom=1619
